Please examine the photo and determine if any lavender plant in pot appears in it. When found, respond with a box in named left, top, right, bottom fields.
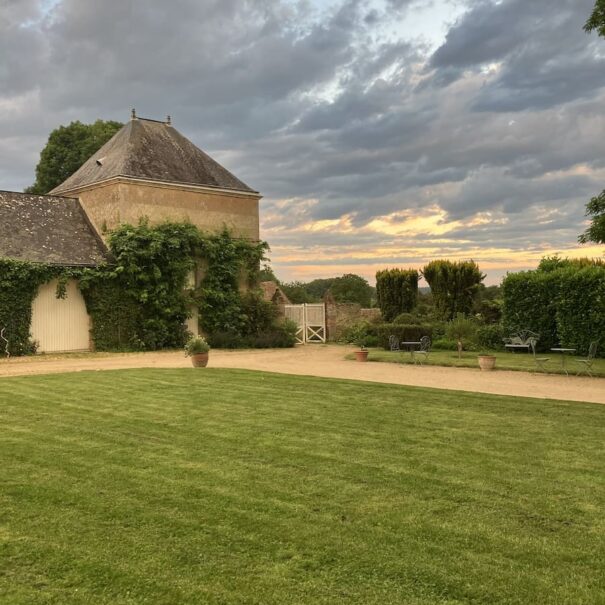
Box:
left=185, top=336, right=210, bottom=368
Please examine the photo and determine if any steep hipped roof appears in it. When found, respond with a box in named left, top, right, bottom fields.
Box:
left=51, top=117, right=257, bottom=195
left=0, top=191, right=109, bottom=266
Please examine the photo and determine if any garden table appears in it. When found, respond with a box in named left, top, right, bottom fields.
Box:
left=401, top=341, right=422, bottom=361
left=550, top=348, right=576, bottom=375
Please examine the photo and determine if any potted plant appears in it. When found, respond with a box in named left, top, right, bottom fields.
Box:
left=354, top=341, right=369, bottom=362
left=345, top=323, right=370, bottom=362
left=477, top=351, right=497, bottom=371
left=185, top=336, right=210, bottom=367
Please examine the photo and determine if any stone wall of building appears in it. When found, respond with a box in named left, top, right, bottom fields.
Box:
left=74, top=178, right=260, bottom=240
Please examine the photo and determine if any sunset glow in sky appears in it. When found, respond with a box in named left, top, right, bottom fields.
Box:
left=1, top=0, right=603, bottom=284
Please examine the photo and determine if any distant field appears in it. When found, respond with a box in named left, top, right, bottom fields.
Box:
left=358, top=348, right=605, bottom=376
left=1, top=369, right=604, bottom=604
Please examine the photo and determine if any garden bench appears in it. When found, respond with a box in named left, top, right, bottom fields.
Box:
left=503, top=330, right=539, bottom=353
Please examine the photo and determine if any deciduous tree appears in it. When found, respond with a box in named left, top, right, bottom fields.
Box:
left=26, top=120, right=123, bottom=194
left=578, top=190, right=605, bottom=245
left=585, top=0, right=605, bottom=37
left=330, top=274, right=373, bottom=307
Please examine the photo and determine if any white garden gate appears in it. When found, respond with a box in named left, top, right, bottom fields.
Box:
left=284, top=303, right=326, bottom=344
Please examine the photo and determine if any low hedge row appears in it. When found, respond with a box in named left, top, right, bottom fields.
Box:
left=375, top=323, right=433, bottom=350
left=208, top=321, right=298, bottom=349
left=502, top=271, right=560, bottom=351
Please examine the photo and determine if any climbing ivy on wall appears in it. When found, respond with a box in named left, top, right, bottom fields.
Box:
left=80, top=221, right=269, bottom=351
left=0, top=259, right=71, bottom=355
left=0, top=222, right=270, bottom=354
left=198, top=229, right=268, bottom=335
left=81, top=221, right=202, bottom=350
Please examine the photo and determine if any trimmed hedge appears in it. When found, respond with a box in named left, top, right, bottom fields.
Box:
left=422, top=260, right=484, bottom=319
left=208, top=320, right=297, bottom=349
left=502, top=271, right=560, bottom=351
left=502, top=266, right=605, bottom=355
left=376, top=269, right=418, bottom=322
left=375, top=323, right=433, bottom=350
left=556, top=267, right=605, bottom=356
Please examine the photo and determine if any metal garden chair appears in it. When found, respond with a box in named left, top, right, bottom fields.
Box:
left=414, top=336, right=432, bottom=365
left=529, top=338, right=550, bottom=372
left=389, top=335, right=401, bottom=352
left=575, top=342, right=598, bottom=377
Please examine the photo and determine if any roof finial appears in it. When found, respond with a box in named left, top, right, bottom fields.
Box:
left=131, top=108, right=137, bottom=120
left=166, top=115, right=172, bottom=125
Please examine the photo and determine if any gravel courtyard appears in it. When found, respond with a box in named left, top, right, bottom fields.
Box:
left=0, top=345, right=603, bottom=405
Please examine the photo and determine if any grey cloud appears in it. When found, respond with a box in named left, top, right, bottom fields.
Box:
left=0, top=0, right=603, bottom=274
left=429, top=0, right=605, bottom=112
left=430, top=0, right=541, bottom=69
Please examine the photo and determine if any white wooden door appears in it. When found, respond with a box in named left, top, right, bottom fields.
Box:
left=30, top=279, right=91, bottom=353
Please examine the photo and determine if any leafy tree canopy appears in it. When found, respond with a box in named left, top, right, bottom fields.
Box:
left=281, top=274, right=375, bottom=306
left=329, top=274, right=374, bottom=307
left=26, top=120, right=123, bottom=194
left=578, top=190, right=605, bottom=245
left=585, top=0, right=605, bottom=37
left=258, top=264, right=278, bottom=283
left=280, top=282, right=316, bottom=304
left=305, top=278, right=337, bottom=301
left=539, top=255, right=604, bottom=271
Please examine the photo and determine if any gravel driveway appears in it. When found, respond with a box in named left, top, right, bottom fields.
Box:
left=0, top=345, right=603, bottom=405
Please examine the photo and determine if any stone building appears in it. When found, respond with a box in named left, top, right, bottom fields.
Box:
left=51, top=112, right=261, bottom=239
left=0, top=112, right=261, bottom=352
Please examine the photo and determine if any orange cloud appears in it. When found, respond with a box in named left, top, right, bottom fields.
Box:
left=261, top=201, right=603, bottom=285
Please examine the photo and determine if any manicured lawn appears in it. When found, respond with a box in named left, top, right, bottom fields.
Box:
left=356, top=348, right=605, bottom=377
left=1, top=369, right=605, bottom=604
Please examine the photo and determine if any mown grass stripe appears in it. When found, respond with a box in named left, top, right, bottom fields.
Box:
left=1, top=368, right=604, bottom=604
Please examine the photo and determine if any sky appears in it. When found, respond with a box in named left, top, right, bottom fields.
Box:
left=1, top=0, right=604, bottom=285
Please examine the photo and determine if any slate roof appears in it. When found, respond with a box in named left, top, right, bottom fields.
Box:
left=0, top=191, right=109, bottom=266
left=51, top=117, right=257, bottom=195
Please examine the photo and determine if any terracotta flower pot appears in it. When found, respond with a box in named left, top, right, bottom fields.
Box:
left=478, top=355, right=496, bottom=371
left=190, top=352, right=209, bottom=368
left=355, top=350, right=369, bottom=362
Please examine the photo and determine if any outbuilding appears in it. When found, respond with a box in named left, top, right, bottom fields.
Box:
left=0, top=112, right=261, bottom=353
